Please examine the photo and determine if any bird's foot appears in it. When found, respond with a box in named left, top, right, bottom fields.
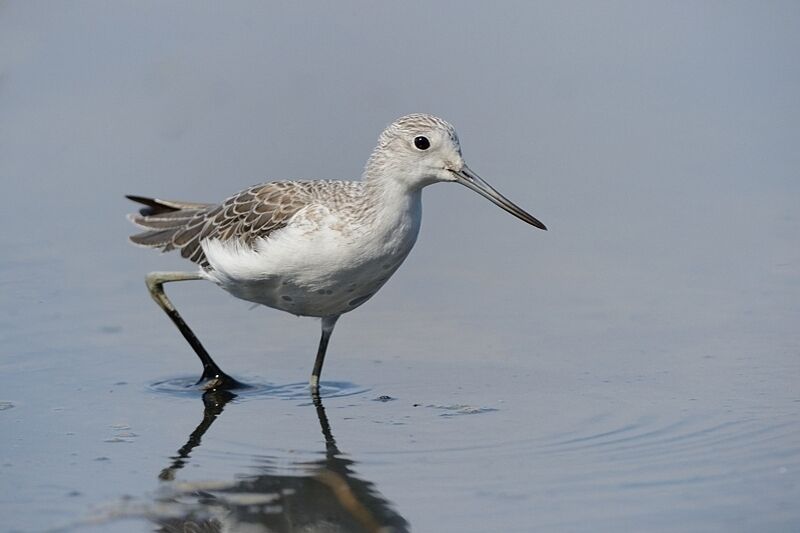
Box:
left=196, top=368, right=247, bottom=391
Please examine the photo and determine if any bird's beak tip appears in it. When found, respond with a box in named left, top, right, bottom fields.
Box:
left=453, top=166, right=547, bottom=232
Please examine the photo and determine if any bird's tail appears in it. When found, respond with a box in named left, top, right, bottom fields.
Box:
left=125, top=195, right=212, bottom=251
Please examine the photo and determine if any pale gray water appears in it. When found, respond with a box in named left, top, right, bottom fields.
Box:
left=1, top=2, right=799, bottom=532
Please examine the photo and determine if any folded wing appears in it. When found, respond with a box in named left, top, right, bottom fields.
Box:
left=127, top=182, right=314, bottom=268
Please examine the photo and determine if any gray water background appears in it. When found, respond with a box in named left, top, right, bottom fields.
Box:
left=1, top=2, right=799, bottom=531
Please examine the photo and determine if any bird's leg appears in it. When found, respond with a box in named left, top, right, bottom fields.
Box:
left=145, top=271, right=243, bottom=390
left=310, top=315, right=340, bottom=393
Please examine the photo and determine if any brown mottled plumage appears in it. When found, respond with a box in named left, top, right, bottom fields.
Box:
left=127, top=181, right=368, bottom=268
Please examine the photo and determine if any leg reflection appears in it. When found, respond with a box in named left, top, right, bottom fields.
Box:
left=159, top=389, right=236, bottom=481
left=153, top=390, right=409, bottom=533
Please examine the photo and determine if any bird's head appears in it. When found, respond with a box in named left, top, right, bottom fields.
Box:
left=366, top=113, right=546, bottom=230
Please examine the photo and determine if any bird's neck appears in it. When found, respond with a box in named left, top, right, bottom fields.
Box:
left=364, top=168, right=422, bottom=210
left=361, top=171, right=423, bottom=250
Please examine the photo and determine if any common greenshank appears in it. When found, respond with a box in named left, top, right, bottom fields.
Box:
left=127, top=114, right=546, bottom=391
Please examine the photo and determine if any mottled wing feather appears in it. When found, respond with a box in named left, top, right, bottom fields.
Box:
left=127, top=182, right=315, bottom=269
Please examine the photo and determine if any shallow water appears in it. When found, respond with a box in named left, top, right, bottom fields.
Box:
left=2, top=3, right=800, bottom=532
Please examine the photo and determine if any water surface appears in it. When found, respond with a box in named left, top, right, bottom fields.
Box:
left=1, top=2, right=799, bottom=532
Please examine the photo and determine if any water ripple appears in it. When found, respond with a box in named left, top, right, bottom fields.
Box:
left=530, top=411, right=800, bottom=496
left=147, top=377, right=369, bottom=400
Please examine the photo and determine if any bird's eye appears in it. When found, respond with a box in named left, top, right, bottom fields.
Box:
left=413, top=136, right=430, bottom=150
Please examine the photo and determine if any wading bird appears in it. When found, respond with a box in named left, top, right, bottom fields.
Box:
left=127, top=114, right=546, bottom=391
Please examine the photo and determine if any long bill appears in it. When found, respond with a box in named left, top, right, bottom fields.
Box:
left=453, top=166, right=547, bottom=230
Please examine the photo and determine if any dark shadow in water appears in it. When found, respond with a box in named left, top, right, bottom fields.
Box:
left=158, top=389, right=236, bottom=482
left=152, top=390, right=409, bottom=533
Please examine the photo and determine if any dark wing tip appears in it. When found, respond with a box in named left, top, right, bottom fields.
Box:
left=125, top=194, right=158, bottom=206
left=126, top=195, right=163, bottom=216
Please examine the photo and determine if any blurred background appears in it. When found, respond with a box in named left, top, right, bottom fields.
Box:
left=1, top=2, right=798, bottom=532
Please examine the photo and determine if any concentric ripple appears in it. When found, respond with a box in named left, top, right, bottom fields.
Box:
left=147, top=376, right=368, bottom=400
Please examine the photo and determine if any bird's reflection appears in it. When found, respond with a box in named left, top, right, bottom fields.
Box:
left=153, top=389, right=409, bottom=533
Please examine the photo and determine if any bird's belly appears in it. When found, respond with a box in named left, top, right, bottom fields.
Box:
left=201, top=226, right=414, bottom=317
left=220, top=262, right=400, bottom=317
